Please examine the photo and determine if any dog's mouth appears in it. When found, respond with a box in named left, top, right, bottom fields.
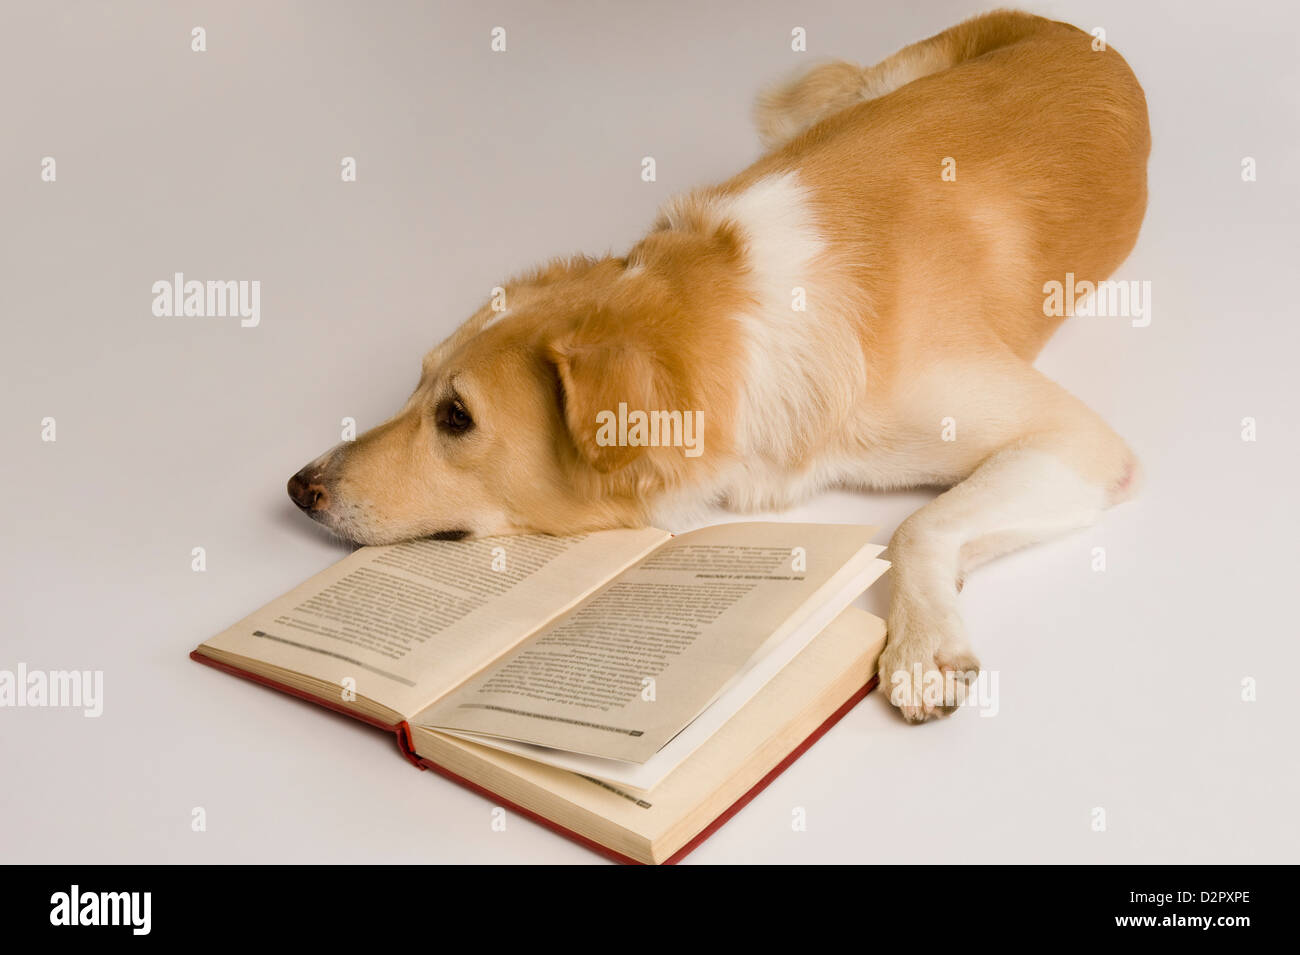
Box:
left=299, top=510, right=472, bottom=547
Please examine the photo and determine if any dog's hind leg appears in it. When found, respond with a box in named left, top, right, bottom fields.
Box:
left=879, top=366, right=1139, bottom=722
left=754, top=10, right=1055, bottom=149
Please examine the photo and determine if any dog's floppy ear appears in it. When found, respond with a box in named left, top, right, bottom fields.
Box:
left=546, top=334, right=669, bottom=473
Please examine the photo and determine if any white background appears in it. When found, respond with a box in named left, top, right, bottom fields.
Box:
left=2, top=0, right=1296, bottom=863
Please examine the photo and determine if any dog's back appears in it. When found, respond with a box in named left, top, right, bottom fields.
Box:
left=744, top=10, right=1150, bottom=364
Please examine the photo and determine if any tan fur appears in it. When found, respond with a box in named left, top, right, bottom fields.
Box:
left=288, top=10, right=1150, bottom=722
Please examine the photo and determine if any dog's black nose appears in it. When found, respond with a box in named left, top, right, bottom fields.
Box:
left=287, top=469, right=328, bottom=512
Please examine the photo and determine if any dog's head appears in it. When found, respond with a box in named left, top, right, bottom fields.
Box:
left=287, top=252, right=739, bottom=544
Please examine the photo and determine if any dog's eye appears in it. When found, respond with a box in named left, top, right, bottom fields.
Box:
left=437, top=398, right=474, bottom=434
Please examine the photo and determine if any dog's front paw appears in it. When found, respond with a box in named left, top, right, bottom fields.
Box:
left=880, top=599, right=981, bottom=723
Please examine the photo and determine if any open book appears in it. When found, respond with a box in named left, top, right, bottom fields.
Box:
left=191, top=522, right=889, bottom=864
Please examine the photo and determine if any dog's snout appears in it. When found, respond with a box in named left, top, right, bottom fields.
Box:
left=287, top=469, right=329, bottom=512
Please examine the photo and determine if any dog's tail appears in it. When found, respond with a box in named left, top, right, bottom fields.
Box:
left=753, top=10, right=1059, bottom=150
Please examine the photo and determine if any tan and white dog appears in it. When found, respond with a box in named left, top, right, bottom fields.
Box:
left=286, top=10, right=1149, bottom=721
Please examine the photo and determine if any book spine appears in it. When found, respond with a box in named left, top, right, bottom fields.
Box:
left=395, top=722, right=426, bottom=769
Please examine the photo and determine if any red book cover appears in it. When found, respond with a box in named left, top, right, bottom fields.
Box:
left=189, top=649, right=877, bottom=864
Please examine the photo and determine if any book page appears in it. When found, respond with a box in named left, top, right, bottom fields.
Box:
left=199, top=528, right=671, bottom=717
left=431, top=556, right=888, bottom=792
left=415, top=522, right=879, bottom=762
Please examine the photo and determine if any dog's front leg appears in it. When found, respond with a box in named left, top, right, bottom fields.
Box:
left=879, top=376, right=1139, bottom=722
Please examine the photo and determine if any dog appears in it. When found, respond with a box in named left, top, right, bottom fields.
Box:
left=286, top=10, right=1149, bottom=721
